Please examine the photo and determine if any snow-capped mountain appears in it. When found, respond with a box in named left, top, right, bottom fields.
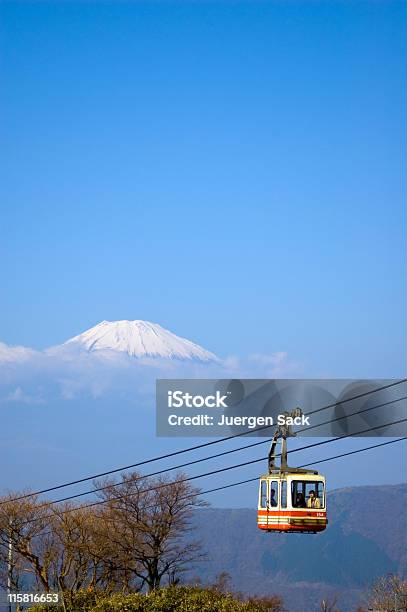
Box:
left=63, top=320, right=218, bottom=362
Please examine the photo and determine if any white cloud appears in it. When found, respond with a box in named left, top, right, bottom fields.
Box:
left=0, top=342, right=36, bottom=363
left=0, top=386, right=44, bottom=405
left=247, top=351, right=302, bottom=377
left=0, top=343, right=301, bottom=405
left=219, top=351, right=302, bottom=378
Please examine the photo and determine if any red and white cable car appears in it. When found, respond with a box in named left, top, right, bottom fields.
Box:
left=257, top=409, right=327, bottom=534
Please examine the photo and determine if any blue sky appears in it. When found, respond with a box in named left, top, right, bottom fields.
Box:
left=1, top=1, right=407, bottom=375
left=0, top=2, right=407, bottom=501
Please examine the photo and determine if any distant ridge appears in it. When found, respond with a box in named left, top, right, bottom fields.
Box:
left=189, top=483, right=407, bottom=611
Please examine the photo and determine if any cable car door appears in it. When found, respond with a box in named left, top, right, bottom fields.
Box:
left=259, top=479, right=269, bottom=529
left=280, top=479, right=287, bottom=529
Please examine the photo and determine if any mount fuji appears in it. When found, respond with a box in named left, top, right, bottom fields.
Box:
left=0, top=321, right=220, bottom=405
left=62, top=320, right=218, bottom=363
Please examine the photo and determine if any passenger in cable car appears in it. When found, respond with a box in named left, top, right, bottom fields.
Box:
left=294, top=492, right=306, bottom=508
left=269, top=488, right=277, bottom=507
left=307, top=490, right=321, bottom=509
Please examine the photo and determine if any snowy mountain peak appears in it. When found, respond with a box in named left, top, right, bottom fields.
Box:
left=64, top=320, right=218, bottom=362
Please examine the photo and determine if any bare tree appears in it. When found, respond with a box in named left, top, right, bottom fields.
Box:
left=0, top=537, right=24, bottom=592
left=47, top=504, right=109, bottom=594
left=366, top=574, right=407, bottom=611
left=0, top=473, right=207, bottom=597
left=212, top=571, right=232, bottom=594
left=320, top=595, right=339, bottom=612
left=94, top=471, right=207, bottom=591
left=0, top=496, right=110, bottom=595
left=0, top=494, right=54, bottom=592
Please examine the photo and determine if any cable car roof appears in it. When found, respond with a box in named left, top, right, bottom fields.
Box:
left=259, top=471, right=324, bottom=479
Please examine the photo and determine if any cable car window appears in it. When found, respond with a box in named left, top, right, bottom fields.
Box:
left=260, top=480, right=268, bottom=508
left=291, top=481, right=325, bottom=509
left=281, top=480, right=287, bottom=509
left=269, top=481, right=278, bottom=507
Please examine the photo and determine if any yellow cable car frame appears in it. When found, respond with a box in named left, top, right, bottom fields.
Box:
left=257, top=408, right=327, bottom=534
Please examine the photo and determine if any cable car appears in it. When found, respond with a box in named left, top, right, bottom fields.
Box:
left=257, top=409, right=327, bottom=534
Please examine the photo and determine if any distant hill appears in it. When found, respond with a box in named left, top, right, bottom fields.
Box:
left=191, top=483, right=407, bottom=611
